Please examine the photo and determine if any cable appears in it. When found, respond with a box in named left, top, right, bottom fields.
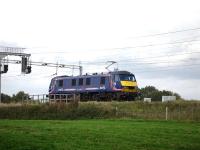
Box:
left=29, top=28, right=200, bottom=55
left=134, top=63, right=200, bottom=73
left=30, top=38, right=200, bottom=55
left=80, top=51, right=200, bottom=64
left=128, top=27, right=200, bottom=39
left=108, top=38, right=200, bottom=51
left=3, top=61, right=200, bottom=78
left=61, top=41, right=200, bottom=64
left=4, top=50, right=200, bottom=75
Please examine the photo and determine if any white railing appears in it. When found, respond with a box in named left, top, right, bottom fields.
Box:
left=23, top=93, right=80, bottom=104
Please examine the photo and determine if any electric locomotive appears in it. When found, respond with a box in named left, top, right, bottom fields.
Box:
left=49, top=70, right=139, bottom=101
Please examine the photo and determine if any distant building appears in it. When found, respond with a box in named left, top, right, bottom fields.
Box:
left=162, top=96, right=176, bottom=102
left=144, top=98, right=151, bottom=102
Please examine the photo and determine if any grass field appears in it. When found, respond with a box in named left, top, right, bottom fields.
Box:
left=0, top=120, right=199, bottom=150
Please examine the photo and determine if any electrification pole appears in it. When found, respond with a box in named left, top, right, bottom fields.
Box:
left=79, top=61, right=83, bottom=75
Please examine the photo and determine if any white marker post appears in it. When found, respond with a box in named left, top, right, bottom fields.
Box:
left=166, top=106, right=168, bottom=121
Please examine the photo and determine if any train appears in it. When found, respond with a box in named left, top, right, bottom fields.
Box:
left=49, top=70, right=139, bottom=101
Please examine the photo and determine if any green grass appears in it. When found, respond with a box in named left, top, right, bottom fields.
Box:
left=0, top=120, right=200, bottom=150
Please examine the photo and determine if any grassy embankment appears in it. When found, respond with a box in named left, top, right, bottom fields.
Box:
left=0, top=120, right=199, bottom=150
left=0, top=101, right=200, bottom=121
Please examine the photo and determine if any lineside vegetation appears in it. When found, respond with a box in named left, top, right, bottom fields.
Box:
left=0, top=101, right=199, bottom=121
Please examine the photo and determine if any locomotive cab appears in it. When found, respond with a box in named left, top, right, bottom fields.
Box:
left=111, top=71, right=138, bottom=99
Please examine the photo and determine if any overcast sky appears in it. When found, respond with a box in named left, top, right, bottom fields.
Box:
left=1, top=0, right=200, bottom=100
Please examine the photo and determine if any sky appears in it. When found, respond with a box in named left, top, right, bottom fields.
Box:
left=1, top=0, right=200, bottom=99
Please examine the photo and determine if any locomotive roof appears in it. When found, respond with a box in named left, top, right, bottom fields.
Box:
left=52, top=70, right=134, bottom=80
left=52, top=73, right=108, bottom=80
left=110, top=70, right=133, bottom=75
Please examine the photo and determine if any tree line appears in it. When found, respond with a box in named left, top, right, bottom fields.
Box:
left=1, top=91, right=29, bottom=103
left=137, top=86, right=181, bottom=101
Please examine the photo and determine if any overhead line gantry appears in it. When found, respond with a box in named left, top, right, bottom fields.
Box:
left=0, top=46, right=83, bottom=103
left=0, top=46, right=31, bottom=103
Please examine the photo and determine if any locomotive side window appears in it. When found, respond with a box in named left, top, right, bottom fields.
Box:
left=72, top=79, right=76, bottom=86
left=86, top=78, right=91, bottom=85
left=58, top=80, right=63, bottom=87
left=100, top=77, right=106, bottom=85
left=79, top=78, right=83, bottom=86
left=114, top=75, right=120, bottom=82
left=119, top=74, right=136, bottom=81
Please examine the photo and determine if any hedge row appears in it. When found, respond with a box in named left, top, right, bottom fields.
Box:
left=0, top=101, right=200, bottom=121
left=0, top=103, right=115, bottom=120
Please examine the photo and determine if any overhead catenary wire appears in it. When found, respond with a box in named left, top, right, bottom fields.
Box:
left=83, top=61, right=200, bottom=74
left=3, top=50, right=200, bottom=73
left=3, top=27, right=200, bottom=79
left=104, top=38, right=200, bottom=51
left=2, top=51, right=200, bottom=68
left=1, top=59, right=81, bottom=69
left=3, top=57, right=200, bottom=79
left=134, top=63, right=200, bottom=73
left=29, top=37, right=200, bottom=55
left=128, top=27, right=200, bottom=39
left=3, top=65, right=200, bottom=78
left=50, top=40, right=200, bottom=64
left=27, top=26, right=200, bottom=55
left=80, top=50, right=200, bottom=65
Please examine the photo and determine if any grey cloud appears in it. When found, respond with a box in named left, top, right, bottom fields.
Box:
left=0, top=41, right=18, bottom=47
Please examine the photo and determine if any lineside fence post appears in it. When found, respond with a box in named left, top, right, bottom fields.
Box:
left=166, top=106, right=168, bottom=121
left=115, top=106, right=118, bottom=117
